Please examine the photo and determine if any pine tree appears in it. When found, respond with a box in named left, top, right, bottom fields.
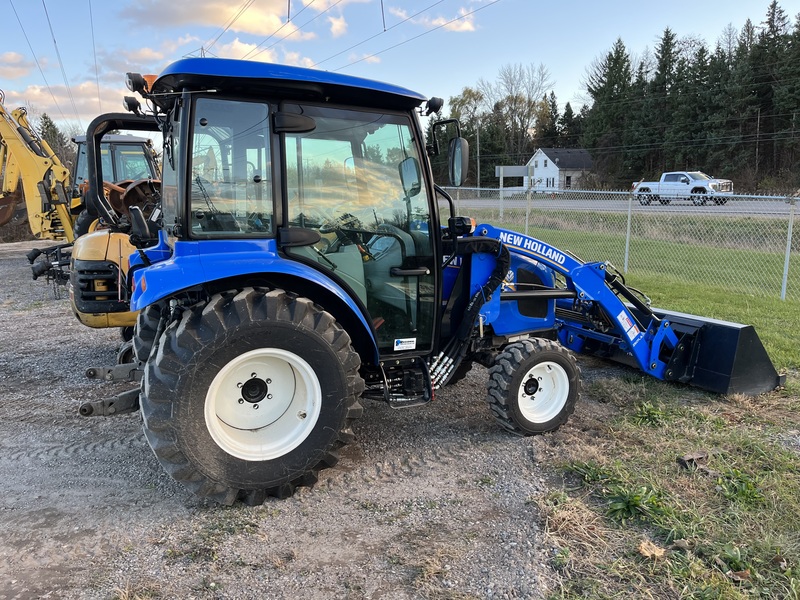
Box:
left=37, top=113, right=74, bottom=167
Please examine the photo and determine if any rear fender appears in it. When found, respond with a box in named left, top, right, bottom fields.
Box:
left=130, top=237, right=379, bottom=363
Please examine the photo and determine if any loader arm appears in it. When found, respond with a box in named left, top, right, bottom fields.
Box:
left=478, top=224, right=782, bottom=395
left=0, top=96, right=73, bottom=241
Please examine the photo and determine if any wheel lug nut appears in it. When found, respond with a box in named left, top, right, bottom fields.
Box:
left=238, top=398, right=244, bottom=404
left=253, top=404, right=260, bottom=409
left=267, top=394, right=273, bottom=399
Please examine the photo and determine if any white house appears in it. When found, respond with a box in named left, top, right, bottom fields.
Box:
left=523, top=148, right=593, bottom=190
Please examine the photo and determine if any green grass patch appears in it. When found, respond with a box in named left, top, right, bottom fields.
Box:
left=540, top=376, right=800, bottom=599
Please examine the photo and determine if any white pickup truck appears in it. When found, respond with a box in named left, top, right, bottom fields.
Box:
left=632, top=171, right=734, bottom=206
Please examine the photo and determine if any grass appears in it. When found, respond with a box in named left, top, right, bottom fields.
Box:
left=481, top=206, right=800, bottom=597
left=536, top=375, right=800, bottom=599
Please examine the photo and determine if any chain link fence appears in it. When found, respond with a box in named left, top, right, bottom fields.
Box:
left=441, top=187, right=799, bottom=302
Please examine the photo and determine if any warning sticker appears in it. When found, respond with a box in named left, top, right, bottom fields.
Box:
left=617, top=310, right=635, bottom=332
left=617, top=310, right=641, bottom=343
left=394, top=338, right=417, bottom=351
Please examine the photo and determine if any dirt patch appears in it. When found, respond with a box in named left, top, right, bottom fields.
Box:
left=0, top=241, right=564, bottom=599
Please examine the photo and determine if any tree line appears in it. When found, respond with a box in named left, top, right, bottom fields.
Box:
left=441, top=1, right=800, bottom=192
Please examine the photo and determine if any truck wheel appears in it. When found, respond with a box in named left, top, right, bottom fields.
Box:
left=658, top=196, right=670, bottom=205
left=691, top=189, right=708, bottom=205
left=637, top=190, right=652, bottom=205
left=133, top=301, right=167, bottom=363
left=140, top=288, right=364, bottom=505
left=486, top=339, right=580, bottom=436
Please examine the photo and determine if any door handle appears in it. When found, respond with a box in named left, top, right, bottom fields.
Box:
left=390, top=267, right=430, bottom=277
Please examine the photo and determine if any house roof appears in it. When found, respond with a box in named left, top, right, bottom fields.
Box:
left=531, top=148, right=593, bottom=170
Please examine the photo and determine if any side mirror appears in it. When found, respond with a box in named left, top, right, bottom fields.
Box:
left=448, top=137, right=469, bottom=187
left=399, top=157, right=421, bottom=197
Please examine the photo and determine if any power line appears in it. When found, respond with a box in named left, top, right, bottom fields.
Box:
left=41, top=0, right=83, bottom=128
left=241, top=0, right=323, bottom=60
left=311, top=0, right=447, bottom=68
left=7, top=0, right=69, bottom=125
left=204, top=0, right=256, bottom=55
left=88, top=0, right=102, bottom=112
left=333, top=0, right=503, bottom=71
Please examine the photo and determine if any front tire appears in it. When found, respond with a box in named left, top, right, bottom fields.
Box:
left=140, top=288, right=364, bottom=505
left=486, top=339, right=580, bottom=435
left=691, top=189, right=708, bottom=205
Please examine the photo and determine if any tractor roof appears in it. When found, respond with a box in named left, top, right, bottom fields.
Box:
left=151, top=58, right=428, bottom=111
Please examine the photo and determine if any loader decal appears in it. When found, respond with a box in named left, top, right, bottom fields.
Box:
left=497, top=231, right=567, bottom=265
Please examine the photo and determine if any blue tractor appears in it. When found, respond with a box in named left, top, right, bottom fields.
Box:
left=81, top=58, right=782, bottom=505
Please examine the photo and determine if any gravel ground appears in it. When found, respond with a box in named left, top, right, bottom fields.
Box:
left=0, top=240, right=561, bottom=600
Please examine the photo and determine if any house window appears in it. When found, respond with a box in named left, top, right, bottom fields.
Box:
left=534, top=160, right=538, bottom=168
left=565, top=175, right=572, bottom=189
left=544, top=159, right=548, bottom=167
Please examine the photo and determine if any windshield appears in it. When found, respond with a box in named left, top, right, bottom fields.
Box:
left=687, top=172, right=711, bottom=180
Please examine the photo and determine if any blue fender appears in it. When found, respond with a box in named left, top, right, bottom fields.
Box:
left=130, top=234, right=378, bottom=361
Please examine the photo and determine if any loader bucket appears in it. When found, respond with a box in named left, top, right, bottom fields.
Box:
left=633, top=307, right=784, bottom=396
left=0, top=195, right=17, bottom=226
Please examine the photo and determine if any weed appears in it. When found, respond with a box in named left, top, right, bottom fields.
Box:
left=715, top=468, right=765, bottom=505
left=564, top=461, right=618, bottom=487
left=552, top=547, right=571, bottom=570
left=631, top=401, right=667, bottom=427
left=604, top=484, right=671, bottom=525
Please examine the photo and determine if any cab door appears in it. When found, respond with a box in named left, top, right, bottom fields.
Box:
left=281, top=104, right=437, bottom=355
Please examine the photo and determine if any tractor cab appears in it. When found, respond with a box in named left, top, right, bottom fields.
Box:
left=126, top=59, right=466, bottom=370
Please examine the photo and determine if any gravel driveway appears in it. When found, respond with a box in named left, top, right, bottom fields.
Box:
left=0, top=240, right=554, bottom=599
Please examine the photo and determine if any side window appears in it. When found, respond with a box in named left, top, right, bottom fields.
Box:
left=284, top=105, right=435, bottom=352
left=189, top=98, right=272, bottom=237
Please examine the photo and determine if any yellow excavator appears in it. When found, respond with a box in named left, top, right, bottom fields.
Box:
left=0, top=94, right=73, bottom=239
left=0, top=90, right=160, bottom=242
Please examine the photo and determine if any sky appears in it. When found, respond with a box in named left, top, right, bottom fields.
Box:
left=2, top=0, right=799, bottom=135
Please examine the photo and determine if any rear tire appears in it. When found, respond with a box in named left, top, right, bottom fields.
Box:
left=133, top=301, right=166, bottom=363
left=73, top=210, right=98, bottom=238
left=486, top=339, right=580, bottom=435
left=140, top=288, right=364, bottom=505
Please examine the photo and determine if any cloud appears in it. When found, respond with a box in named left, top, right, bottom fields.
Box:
left=349, top=53, right=381, bottom=65
left=2, top=81, right=133, bottom=130
left=0, top=52, right=35, bottom=80
left=328, top=15, right=348, bottom=38
left=388, top=6, right=477, bottom=32
left=121, top=0, right=313, bottom=39
left=282, top=51, right=316, bottom=68
left=210, top=38, right=279, bottom=63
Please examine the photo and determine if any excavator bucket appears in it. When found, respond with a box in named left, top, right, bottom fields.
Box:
left=0, top=195, right=18, bottom=227
left=635, top=307, right=785, bottom=395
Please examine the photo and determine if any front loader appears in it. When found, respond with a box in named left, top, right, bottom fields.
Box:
left=81, top=58, right=782, bottom=505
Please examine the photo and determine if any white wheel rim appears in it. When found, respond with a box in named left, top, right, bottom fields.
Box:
left=517, top=360, right=570, bottom=423
left=204, top=348, right=322, bottom=461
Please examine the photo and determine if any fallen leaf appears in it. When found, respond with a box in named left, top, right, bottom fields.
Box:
left=638, top=539, right=666, bottom=560
left=727, top=569, right=751, bottom=583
